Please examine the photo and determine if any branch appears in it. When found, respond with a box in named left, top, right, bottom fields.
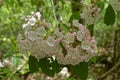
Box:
left=50, top=0, right=58, bottom=24
left=99, top=60, right=120, bottom=79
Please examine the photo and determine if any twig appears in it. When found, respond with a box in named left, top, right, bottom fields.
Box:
left=50, top=0, right=58, bottom=24
left=12, top=61, right=27, bottom=75
left=99, top=60, right=120, bottom=79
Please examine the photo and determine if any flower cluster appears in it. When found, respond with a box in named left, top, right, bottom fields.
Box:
left=56, top=20, right=97, bottom=65
left=18, top=12, right=97, bottom=65
left=110, top=0, right=120, bottom=11
left=80, top=4, right=101, bottom=25
left=22, top=12, right=41, bottom=29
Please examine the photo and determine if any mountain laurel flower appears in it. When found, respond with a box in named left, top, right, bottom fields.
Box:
left=80, top=4, right=101, bottom=25
left=36, top=27, right=46, bottom=36
left=18, top=39, right=32, bottom=53
left=28, top=17, right=37, bottom=26
left=27, top=31, right=38, bottom=41
left=18, top=11, right=97, bottom=65
left=81, top=40, right=91, bottom=50
left=72, top=19, right=80, bottom=27
left=110, top=0, right=120, bottom=11
left=47, top=36, right=56, bottom=47
left=77, top=31, right=83, bottom=41
left=35, top=12, right=41, bottom=20
left=55, top=28, right=64, bottom=39
left=22, top=23, right=28, bottom=29
left=64, top=32, right=74, bottom=43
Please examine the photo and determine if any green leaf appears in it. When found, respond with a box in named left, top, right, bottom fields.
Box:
left=104, top=4, right=116, bottom=26
left=98, top=1, right=104, bottom=11
left=12, top=55, right=20, bottom=66
left=38, top=57, right=63, bottom=77
left=90, top=56, right=97, bottom=63
left=39, top=58, right=55, bottom=77
left=60, top=23, right=69, bottom=33
left=28, top=55, right=39, bottom=73
left=52, top=60, right=63, bottom=73
left=69, top=11, right=80, bottom=23
left=87, top=24, right=94, bottom=36
left=72, top=62, right=88, bottom=80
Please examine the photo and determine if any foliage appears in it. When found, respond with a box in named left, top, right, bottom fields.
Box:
left=104, top=4, right=116, bottom=26
left=0, top=0, right=120, bottom=80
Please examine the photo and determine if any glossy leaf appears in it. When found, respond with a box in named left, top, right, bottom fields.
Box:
left=72, top=62, right=88, bottom=80
left=39, top=57, right=63, bottom=77
left=28, top=55, right=39, bottom=73
left=104, top=4, right=116, bottom=26
left=52, top=60, right=63, bottom=73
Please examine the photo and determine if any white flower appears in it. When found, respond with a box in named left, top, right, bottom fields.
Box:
left=18, top=39, right=32, bottom=53
left=27, top=31, right=38, bottom=41
left=17, top=34, right=23, bottom=40
left=46, top=36, right=56, bottom=47
left=19, top=11, right=97, bottom=65
left=81, top=41, right=90, bottom=50
left=116, top=2, right=120, bottom=11
left=56, top=54, right=68, bottom=65
left=72, top=19, right=80, bottom=27
left=55, top=28, right=63, bottom=39
left=85, top=15, right=94, bottom=25
left=80, top=9, right=88, bottom=19
left=77, top=31, right=83, bottom=41
left=36, top=27, right=46, bottom=36
left=80, top=5, right=101, bottom=25
left=35, top=12, right=41, bottom=20
left=28, top=17, right=36, bottom=26
left=22, top=23, right=29, bottom=29
left=59, top=67, right=70, bottom=77
left=35, top=37, right=43, bottom=45
left=110, top=0, right=120, bottom=11
left=76, top=45, right=83, bottom=56
left=52, top=45, right=62, bottom=54
left=67, top=48, right=77, bottom=59
left=22, top=24, right=26, bottom=29
left=64, top=32, right=74, bottom=43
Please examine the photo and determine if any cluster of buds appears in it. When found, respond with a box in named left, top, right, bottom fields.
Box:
left=80, top=3, right=101, bottom=25
left=22, top=12, right=41, bottom=29
left=110, top=0, right=120, bottom=11
left=18, top=12, right=97, bottom=65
